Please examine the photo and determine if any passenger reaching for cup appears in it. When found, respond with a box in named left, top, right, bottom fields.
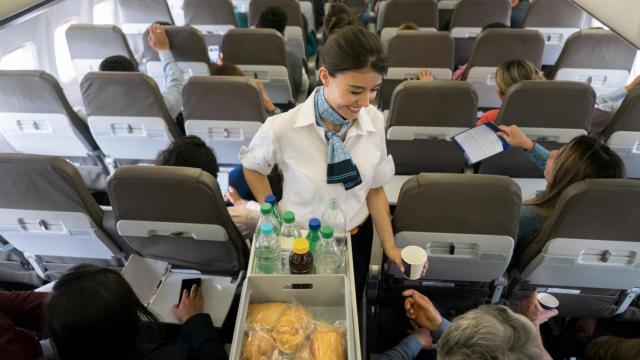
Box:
left=497, top=125, right=626, bottom=262
left=239, top=23, right=427, bottom=304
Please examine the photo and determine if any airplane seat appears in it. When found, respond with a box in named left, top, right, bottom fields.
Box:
left=370, top=173, right=521, bottom=312
left=462, top=28, right=545, bottom=109
left=522, top=0, right=588, bottom=66
left=479, top=81, right=596, bottom=177
left=299, top=0, right=315, bottom=32
left=222, top=28, right=294, bottom=105
left=550, top=29, right=637, bottom=96
left=183, top=0, right=237, bottom=53
left=107, top=165, right=248, bottom=275
left=379, top=31, right=454, bottom=110
left=141, top=25, right=211, bottom=90
left=600, top=88, right=640, bottom=179
left=182, top=76, right=267, bottom=166
left=65, top=24, right=137, bottom=82
left=0, top=70, right=109, bottom=191
left=0, top=154, right=129, bottom=281
left=116, top=0, right=175, bottom=60
left=449, top=0, right=511, bottom=66
left=386, top=81, right=476, bottom=174
left=248, top=0, right=307, bottom=61
left=509, top=179, right=640, bottom=319
left=80, top=71, right=182, bottom=163
left=379, top=0, right=438, bottom=37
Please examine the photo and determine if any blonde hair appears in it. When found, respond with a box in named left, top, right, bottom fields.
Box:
left=495, top=59, right=543, bottom=97
left=526, top=136, right=626, bottom=211
left=437, top=305, right=541, bottom=360
left=398, top=22, right=419, bottom=31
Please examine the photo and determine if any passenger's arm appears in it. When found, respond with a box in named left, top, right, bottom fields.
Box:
left=497, top=125, right=549, bottom=171
left=402, top=289, right=450, bottom=342
left=147, top=24, right=184, bottom=119
left=0, top=290, right=48, bottom=335
left=378, top=334, right=425, bottom=360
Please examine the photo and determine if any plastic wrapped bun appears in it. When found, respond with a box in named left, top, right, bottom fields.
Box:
left=242, top=328, right=278, bottom=360
left=310, top=325, right=345, bottom=360
left=271, top=305, right=312, bottom=353
left=247, top=302, right=289, bottom=328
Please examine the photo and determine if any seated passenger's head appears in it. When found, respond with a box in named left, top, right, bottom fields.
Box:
left=528, top=135, right=625, bottom=210
left=210, top=62, right=245, bottom=77
left=319, top=24, right=387, bottom=120
left=47, top=264, right=160, bottom=360
left=257, top=6, right=287, bottom=35
left=495, top=59, right=543, bottom=99
left=482, top=22, right=508, bottom=31
left=155, top=135, right=220, bottom=179
left=438, top=305, right=541, bottom=360
left=398, top=22, right=419, bottom=31
left=99, top=55, right=137, bottom=72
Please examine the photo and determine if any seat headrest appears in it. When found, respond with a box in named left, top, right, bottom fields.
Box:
left=393, top=173, right=522, bottom=237
left=388, top=80, right=477, bottom=127
left=183, top=0, right=237, bottom=26
left=142, top=26, right=210, bottom=63
left=183, top=76, right=266, bottom=121
left=117, top=0, right=173, bottom=25
left=497, top=80, right=595, bottom=130
left=381, top=0, right=438, bottom=29
left=553, top=29, right=637, bottom=72
left=222, top=28, right=288, bottom=66
left=0, top=70, right=76, bottom=115
left=387, top=31, right=454, bottom=68
left=450, top=0, right=511, bottom=28
left=0, top=153, right=103, bottom=224
left=523, top=0, right=587, bottom=28
left=66, top=24, right=136, bottom=64
left=468, top=29, right=545, bottom=68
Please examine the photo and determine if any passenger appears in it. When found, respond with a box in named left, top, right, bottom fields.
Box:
left=590, top=74, right=640, bottom=135
left=510, top=0, right=531, bottom=29
left=154, top=136, right=260, bottom=239
left=398, top=22, right=419, bottom=31
left=497, top=126, right=626, bottom=256
left=99, top=24, right=184, bottom=120
left=256, top=6, right=306, bottom=102
left=380, top=290, right=556, bottom=359
left=0, top=290, right=50, bottom=360
left=210, top=62, right=282, bottom=117
left=239, top=23, right=426, bottom=304
left=46, top=264, right=227, bottom=360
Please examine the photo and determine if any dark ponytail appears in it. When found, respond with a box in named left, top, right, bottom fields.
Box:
left=321, top=24, right=388, bottom=76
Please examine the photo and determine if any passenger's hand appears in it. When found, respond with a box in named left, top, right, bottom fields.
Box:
left=148, top=24, right=170, bottom=52
left=228, top=186, right=249, bottom=207
left=251, top=79, right=277, bottom=113
left=172, top=284, right=204, bottom=323
left=418, top=70, right=434, bottom=81
left=517, top=291, right=558, bottom=327
left=409, top=321, right=436, bottom=350
left=497, top=125, right=535, bottom=150
left=402, top=289, right=443, bottom=332
left=625, top=75, right=640, bottom=92
left=228, top=206, right=260, bottom=239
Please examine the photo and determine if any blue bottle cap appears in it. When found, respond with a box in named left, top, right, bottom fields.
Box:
left=260, top=222, right=274, bottom=235
left=308, top=218, right=321, bottom=231
left=264, top=194, right=277, bottom=206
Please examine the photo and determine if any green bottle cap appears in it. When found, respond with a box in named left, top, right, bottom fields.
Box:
left=320, top=226, right=334, bottom=239
left=283, top=211, right=295, bottom=224
left=260, top=203, right=273, bottom=215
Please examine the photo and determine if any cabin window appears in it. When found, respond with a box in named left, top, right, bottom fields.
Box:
left=93, top=0, right=115, bottom=25
left=0, top=43, right=38, bottom=70
left=54, top=18, right=77, bottom=83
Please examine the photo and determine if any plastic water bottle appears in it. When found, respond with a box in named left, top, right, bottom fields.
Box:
left=255, top=222, right=280, bottom=274
left=256, top=202, right=279, bottom=237
left=306, top=218, right=321, bottom=254
left=279, top=211, right=301, bottom=273
left=315, top=226, right=343, bottom=274
left=322, top=198, right=347, bottom=249
left=264, top=194, right=283, bottom=228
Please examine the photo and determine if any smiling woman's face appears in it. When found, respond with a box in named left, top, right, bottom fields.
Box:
left=319, top=66, right=383, bottom=120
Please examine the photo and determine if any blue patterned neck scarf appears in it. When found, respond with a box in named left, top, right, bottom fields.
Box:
left=314, top=86, right=362, bottom=190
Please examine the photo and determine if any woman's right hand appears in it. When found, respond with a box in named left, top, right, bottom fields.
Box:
left=172, top=284, right=204, bottom=323
left=497, top=125, right=535, bottom=151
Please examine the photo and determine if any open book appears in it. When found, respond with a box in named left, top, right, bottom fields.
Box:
left=452, top=123, right=510, bottom=165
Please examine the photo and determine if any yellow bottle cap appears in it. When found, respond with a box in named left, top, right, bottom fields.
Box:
left=292, top=238, right=310, bottom=254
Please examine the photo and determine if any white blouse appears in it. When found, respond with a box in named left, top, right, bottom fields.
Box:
left=239, top=89, right=395, bottom=231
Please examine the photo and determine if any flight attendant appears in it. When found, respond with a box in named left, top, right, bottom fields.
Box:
left=239, top=23, right=425, bottom=300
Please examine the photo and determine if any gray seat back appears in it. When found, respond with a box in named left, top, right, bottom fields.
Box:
left=380, top=0, right=438, bottom=29
left=108, top=165, right=247, bottom=275
left=117, top=0, right=174, bottom=34
left=602, top=89, right=640, bottom=178
left=449, top=0, right=511, bottom=66
left=380, top=31, right=454, bottom=110
left=513, top=179, right=640, bottom=318
left=0, top=70, right=99, bottom=157
left=391, top=173, right=521, bottom=308
left=183, top=0, right=237, bottom=52
left=479, top=81, right=595, bottom=177
left=386, top=81, right=476, bottom=174
left=464, top=28, right=545, bottom=108
left=550, top=29, right=637, bottom=96
left=0, top=154, right=123, bottom=273
left=183, top=76, right=266, bottom=165
left=80, top=71, right=181, bottom=161
left=66, top=24, right=137, bottom=81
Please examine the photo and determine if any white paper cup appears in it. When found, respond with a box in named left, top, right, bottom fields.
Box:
left=401, top=246, right=427, bottom=280
left=537, top=292, right=559, bottom=310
